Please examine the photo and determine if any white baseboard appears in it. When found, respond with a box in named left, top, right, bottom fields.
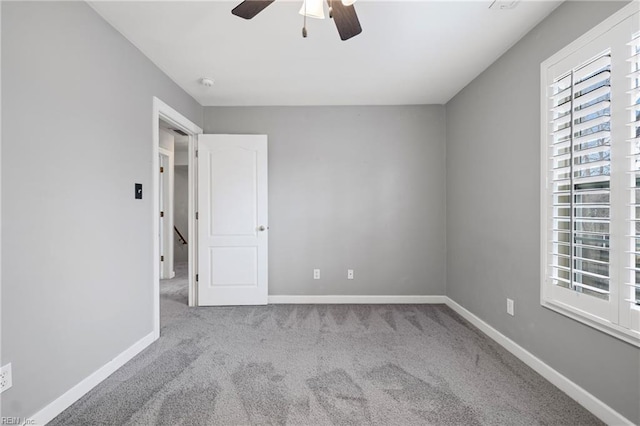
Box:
left=444, top=297, right=633, bottom=426
left=31, top=331, right=156, bottom=426
left=268, top=295, right=447, bottom=304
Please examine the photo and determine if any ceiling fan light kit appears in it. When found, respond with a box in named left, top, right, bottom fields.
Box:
left=232, top=0, right=362, bottom=41
left=299, top=0, right=325, bottom=19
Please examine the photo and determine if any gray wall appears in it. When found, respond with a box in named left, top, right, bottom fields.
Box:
left=204, top=106, right=446, bottom=296
left=445, top=1, right=639, bottom=423
left=174, top=165, right=189, bottom=263
left=1, top=1, right=202, bottom=418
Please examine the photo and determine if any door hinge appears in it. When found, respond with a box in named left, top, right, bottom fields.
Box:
left=196, top=274, right=199, bottom=282
left=196, top=212, right=199, bottom=220
left=160, top=211, right=164, bottom=218
left=160, top=166, right=164, bottom=173
left=160, top=255, right=164, bottom=262
left=195, top=150, right=198, bottom=158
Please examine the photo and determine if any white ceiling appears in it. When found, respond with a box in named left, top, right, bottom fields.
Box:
left=89, top=0, right=561, bottom=106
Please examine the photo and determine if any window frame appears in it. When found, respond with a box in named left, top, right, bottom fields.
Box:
left=540, top=1, right=640, bottom=348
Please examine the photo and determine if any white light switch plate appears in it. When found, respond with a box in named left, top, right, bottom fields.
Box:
left=507, top=298, right=515, bottom=316
left=347, top=269, right=354, bottom=280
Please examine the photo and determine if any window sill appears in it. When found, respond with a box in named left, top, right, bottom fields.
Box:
left=541, top=299, right=640, bottom=348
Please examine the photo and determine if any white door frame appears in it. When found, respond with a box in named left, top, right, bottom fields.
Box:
left=152, top=97, right=202, bottom=339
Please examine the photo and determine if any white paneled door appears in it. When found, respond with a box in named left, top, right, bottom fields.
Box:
left=197, top=135, right=268, bottom=306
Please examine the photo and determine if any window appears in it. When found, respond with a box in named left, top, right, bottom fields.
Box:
left=541, top=2, right=640, bottom=346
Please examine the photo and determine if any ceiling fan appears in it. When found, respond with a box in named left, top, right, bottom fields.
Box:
left=231, top=0, right=362, bottom=41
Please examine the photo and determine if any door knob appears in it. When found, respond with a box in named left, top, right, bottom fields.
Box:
left=258, top=225, right=267, bottom=231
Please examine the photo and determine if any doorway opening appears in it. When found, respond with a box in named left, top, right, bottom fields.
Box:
left=171, top=129, right=191, bottom=294
left=152, top=97, right=202, bottom=339
left=158, top=121, right=185, bottom=311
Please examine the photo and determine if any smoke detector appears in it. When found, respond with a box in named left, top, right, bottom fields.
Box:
left=489, top=0, right=519, bottom=10
left=200, top=77, right=215, bottom=87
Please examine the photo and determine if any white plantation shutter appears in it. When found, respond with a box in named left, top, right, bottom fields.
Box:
left=542, top=2, right=640, bottom=345
left=549, top=53, right=612, bottom=299
left=628, top=33, right=640, bottom=306
left=624, top=30, right=640, bottom=335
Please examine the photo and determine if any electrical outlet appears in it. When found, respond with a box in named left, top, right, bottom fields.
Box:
left=1, top=363, right=13, bottom=393
left=313, top=269, right=320, bottom=280
left=507, top=298, right=515, bottom=316
left=347, top=269, right=354, bottom=280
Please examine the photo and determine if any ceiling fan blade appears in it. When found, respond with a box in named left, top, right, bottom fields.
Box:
left=328, top=0, right=362, bottom=41
left=232, top=0, right=275, bottom=20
